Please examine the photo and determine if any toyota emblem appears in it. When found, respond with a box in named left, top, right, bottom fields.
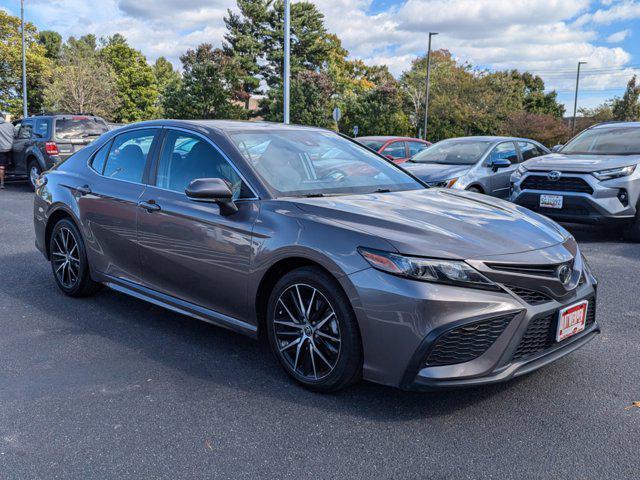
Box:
left=547, top=171, right=562, bottom=181
left=557, top=264, right=572, bottom=285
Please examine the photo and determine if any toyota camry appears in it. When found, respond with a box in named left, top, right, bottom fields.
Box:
left=33, top=120, right=599, bottom=392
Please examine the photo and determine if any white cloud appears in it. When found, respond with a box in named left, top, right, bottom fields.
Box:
left=606, top=29, right=631, bottom=42
left=16, top=0, right=637, bottom=105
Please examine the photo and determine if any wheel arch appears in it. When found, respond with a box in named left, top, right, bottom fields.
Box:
left=43, top=207, right=81, bottom=260
left=466, top=183, right=485, bottom=193
left=254, top=256, right=355, bottom=341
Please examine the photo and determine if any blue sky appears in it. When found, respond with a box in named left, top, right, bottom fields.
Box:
left=2, top=0, right=640, bottom=113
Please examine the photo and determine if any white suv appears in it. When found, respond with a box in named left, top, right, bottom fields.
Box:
left=511, top=122, right=640, bottom=241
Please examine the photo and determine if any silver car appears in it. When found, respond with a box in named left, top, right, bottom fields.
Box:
left=403, top=136, right=549, bottom=198
left=511, top=122, right=640, bottom=241
left=33, top=120, right=598, bottom=392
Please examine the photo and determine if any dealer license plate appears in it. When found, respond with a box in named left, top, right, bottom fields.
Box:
left=556, top=300, right=589, bottom=342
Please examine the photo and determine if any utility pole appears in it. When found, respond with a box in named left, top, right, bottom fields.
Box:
left=283, top=0, right=291, bottom=124
left=423, top=32, right=438, bottom=140
left=572, top=61, right=587, bottom=133
left=21, top=0, right=28, bottom=118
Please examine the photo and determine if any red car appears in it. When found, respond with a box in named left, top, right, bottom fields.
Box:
left=356, top=136, right=431, bottom=164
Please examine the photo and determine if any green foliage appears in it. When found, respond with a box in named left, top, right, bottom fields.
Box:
left=152, top=57, right=181, bottom=116
left=263, top=70, right=334, bottom=127
left=612, top=76, right=640, bottom=121
left=504, top=112, right=571, bottom=147
left=38, top=30, right=62, bottom=60
left=0, top=10, right=51, bottom=116
left=163, top=44, right=246, bottom=120
left=44, top=39, right=119, bottom=118
left=100, top=34, right=159, bottom=122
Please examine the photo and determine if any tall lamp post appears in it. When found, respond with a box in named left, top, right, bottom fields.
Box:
left=423, top=32, right=438, bottom=140
left=21, top=0, right=28, bottom=118
left=283, top=0, right=291, bottom=124
left=572, top=61, right=587, bottom=134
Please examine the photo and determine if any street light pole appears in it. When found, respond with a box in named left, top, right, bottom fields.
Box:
left=572, top=61, right=587, bottom=133
left=283, top=0, right=291, bottom=124
left=423, top=32, right=438, bottom=140
left=21, top=0, right=28, bottom=118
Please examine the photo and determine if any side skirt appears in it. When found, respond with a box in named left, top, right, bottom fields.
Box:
left=102, top=275, right=258, bottom=339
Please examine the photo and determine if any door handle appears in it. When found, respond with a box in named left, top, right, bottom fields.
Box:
left=138, top=200, right=161, bottom=212
left=75, top=185, right=91, bottom=195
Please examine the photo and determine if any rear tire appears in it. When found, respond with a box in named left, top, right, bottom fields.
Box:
left=266, top=266, right=362, bottom=392
left=28, top=159, right=42, bottom=191
left=49, top=218, right=102, bottom=297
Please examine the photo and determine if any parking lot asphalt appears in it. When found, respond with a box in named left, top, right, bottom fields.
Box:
left=0, top=183, right=639, bottom=479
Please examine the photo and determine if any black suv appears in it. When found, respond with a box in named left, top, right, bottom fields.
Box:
left=8, top=114, right=109, bottom=189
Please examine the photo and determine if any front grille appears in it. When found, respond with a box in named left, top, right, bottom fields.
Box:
left=425, top=313, right=517, bottom=367
left=521, top=175, right=594, bottom=194
left=513, top=297, right=596, bottom=361
left=506, top=285, right=552, bottom=305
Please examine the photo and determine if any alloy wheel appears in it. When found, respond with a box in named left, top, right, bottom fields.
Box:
left=273, top=283, right=341, bottom=381
left=51, top=227, right=81, bottom=289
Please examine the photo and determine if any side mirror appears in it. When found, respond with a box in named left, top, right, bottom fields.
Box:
left=490, top=157, right=511, bottom=171
left=185, top=178, right=238, bottom=216
left=551, top=144, right=563, bottom=153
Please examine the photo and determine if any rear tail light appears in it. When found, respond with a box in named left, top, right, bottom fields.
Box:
left=45, top=142, right=59, bottom=155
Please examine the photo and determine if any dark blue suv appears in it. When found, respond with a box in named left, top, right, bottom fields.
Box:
left=8, top=114, right=109, bottom=189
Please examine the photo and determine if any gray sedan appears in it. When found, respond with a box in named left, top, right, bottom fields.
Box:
left=403, top=136, right=549, bottom=197
left=33, top=120, right=598, bottom=392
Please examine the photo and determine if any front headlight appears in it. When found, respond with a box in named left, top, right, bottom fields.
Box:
left=592, top=165, right=636, bottom=181
left=358, top=248, right=499, bottom=290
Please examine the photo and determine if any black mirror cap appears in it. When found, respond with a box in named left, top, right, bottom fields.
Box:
left=185, top=178, right=238, bottom=215
left=491, top=158, right=512, bottom=170
left=551, top=144, right=563, bottom=153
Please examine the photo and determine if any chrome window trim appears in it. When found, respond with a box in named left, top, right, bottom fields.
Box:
left=154, top=126, right=260, bottom=201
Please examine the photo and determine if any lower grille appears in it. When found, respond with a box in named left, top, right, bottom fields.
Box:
left=425, top=313, right=517, bottom=367
left=513, top=297, right=596, bottom=361
left=506, top=285, right=552, bottom=305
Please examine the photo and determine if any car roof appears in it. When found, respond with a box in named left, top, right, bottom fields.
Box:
left=438, top=135, right=538, bottom=143
left=356, top=136, right=426, bottom=142
left=590, top=121, right=640, bottom=129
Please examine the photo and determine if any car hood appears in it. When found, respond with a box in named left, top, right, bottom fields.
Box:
left=402, top=162, right=472, bottom=182
left=523, top=153, right=640, bottom=173
left=291, top=189, right=568, bottom=259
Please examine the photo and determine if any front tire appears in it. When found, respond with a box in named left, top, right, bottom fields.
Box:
left=466, top=185, right=483, bottom=194
left=266, top=266, right=362, bottom=392
left=49, top=218, right=102, bottom=297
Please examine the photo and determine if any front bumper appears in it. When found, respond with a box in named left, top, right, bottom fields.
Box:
left=345, top=247, right=599, bottom=390
left=510, top=171, right=638, bottom=224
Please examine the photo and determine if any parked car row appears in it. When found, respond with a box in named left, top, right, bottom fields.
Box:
left=33, top=120, right=600, bottom=393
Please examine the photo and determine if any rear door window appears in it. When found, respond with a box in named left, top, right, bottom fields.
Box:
left=35, top=119, right=50, bottom=139
left=382, top=141, right=407, bottom=160
left=102, top=129, right=158, bottom=183
left=55, top=117, right=109, bottom=140
left=518, top=141, right=546, bottom=161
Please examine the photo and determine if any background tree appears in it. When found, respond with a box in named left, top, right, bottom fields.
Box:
left=0, top=11, right=51, bottom=116
left=100, top=34, right=158, bottom=122
left=262, top=70, right=334, bottom=126
left=163, top=44, right=246, bottom=120
left=38, top=30, right=62, bottom=61
left=44, top=40, right=119, bottom=118
left=612, top=76, right=640, bottom=121
left=153, top=56, right=181, bottom=116
left=504, top=112, right=570, bottom=147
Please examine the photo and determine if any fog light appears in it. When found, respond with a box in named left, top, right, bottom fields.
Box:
left=618, top=189, right=629, bottom=207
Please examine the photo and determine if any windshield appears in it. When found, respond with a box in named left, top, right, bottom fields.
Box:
left=228, top=130, right=423, bottom=197
left=410, top=139, right=492, bottom=165
left=358, top=139, right=384, bottom=151
left=55, top=117, right=109, bottom=140
left=562, top=126, right=640, bottom=155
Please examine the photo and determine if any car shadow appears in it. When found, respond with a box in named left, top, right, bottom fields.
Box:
left=1, top=250, right=519, bottom=422
left=562, top=222, right=626, bottom=243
